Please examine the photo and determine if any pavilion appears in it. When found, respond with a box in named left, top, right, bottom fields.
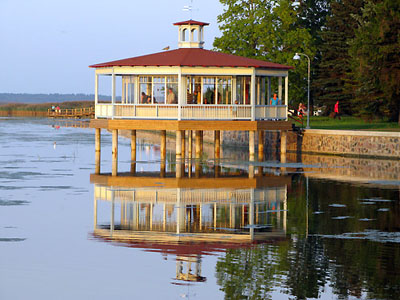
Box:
left=89, top=20, right=294, bottom=176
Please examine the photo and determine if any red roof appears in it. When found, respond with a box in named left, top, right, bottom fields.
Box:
left=89, top=48, right=293, bottom=70
left=173, top=20, right=209, bottom=26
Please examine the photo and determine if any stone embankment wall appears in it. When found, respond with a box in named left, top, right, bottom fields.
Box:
left=122, top=128, right=400, bottom=159
left=287, top=129, right=400, bottom=159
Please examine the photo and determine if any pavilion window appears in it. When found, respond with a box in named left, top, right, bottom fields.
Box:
left=235, top=76, right=251, bottom=105
left=203, top=77, right=215, bottom=104
left=255, top=76, right=266, bottom=105
left=166, top=76, right=178, bottom=104
left=186, top=76, right=202, bottom=104
left=122, top=76, right=136, bottom=104
left=139, top=76, right=153, bottom=104
left=153, top=77, right=166, bottom=104
left=217, top=77, right=232, bottom=105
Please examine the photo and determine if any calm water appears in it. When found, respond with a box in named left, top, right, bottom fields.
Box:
left=0, top=118, right=399, bottom=300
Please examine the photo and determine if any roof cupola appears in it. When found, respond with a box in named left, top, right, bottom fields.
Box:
left=173, top=20, right=209, bottom=49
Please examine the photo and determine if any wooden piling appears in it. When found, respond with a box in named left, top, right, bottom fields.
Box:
left=176, top=130, right=182, bottom=156
left=112, top=129, right=118, bottom=176
left=95, top=128, right=101, bottom=174
left=195, top=130, right=201, bottom=159
left=249, top=130, right=255, bottom=161
left=181, top=130, right=186, bottom=159
left=188, top=130, right=193, bottom=160
left=258, top=130, right=264, bottom=161
left=280, top=130, right=287, bottom=154
left=214, top=130, right=221, bottom=159
left=130, top=130, right=136, bottom=173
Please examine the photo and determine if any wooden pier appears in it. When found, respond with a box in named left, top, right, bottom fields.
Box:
left=47, top=107, right=94, bottom=119
left=90, top=119, right=292, bottom=177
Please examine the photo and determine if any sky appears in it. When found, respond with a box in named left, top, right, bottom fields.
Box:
left=0, top=0, right=224, bottom=94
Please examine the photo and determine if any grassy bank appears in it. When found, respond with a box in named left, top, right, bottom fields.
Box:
left=301, top=116, right=400, bottom=131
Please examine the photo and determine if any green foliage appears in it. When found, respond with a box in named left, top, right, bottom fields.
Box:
left=314, top=0, right=365, bottom=114
left=213, top=0, right=316, bottom=106
left=349, top=0, right=400, bottom=123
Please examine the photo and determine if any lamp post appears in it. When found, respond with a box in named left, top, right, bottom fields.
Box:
left=293, top=52, right=311, bottom=129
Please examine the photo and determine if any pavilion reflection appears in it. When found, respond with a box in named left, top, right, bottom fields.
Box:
left=90, top=170, right=291, bottom=284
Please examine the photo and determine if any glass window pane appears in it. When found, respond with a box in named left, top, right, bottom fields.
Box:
left=203, top=77, right=215, bottom=104
left=167, top=76, right=178, bottom=83
left=217, top=77, right=231, bottom=104
left=235, top=76, right=251, bottom=105
left=140, top=82, right=152, bottom=104
left=186, top=76, right=201, bottom=104
left=153, top=83, right=165, bottom=104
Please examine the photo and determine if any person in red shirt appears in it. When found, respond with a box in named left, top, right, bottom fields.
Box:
left=334, top=101, right=341, bottom=119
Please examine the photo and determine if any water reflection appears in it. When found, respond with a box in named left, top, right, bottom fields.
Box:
left=89, top=164, right=400, bottom=298
left=90, top=170, right=290, bottom=284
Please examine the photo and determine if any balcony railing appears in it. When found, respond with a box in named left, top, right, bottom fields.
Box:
left=95, top=103, right=287, bottom=120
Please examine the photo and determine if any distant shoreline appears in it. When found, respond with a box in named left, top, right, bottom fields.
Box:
left=0, top=101, right=94, bottom=117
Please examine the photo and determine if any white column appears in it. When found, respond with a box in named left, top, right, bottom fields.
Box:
left=251, top=68, right=256, bottom=121
left=95, top=73, right=99, bottom=105
left=261, top=77, right=266, bottom=105
left=285, top=75, right=289, bottom=120
left=267, top=77, right=271, bottom=104
left=178, top=68, right=182, bottom=120
left=232, top=77, right=237, bottom=103
left=134, top=76, right=139, bottom=104
left=278, top=76, right=282, bottom=103
left=112, top=69, right=116, bottom=119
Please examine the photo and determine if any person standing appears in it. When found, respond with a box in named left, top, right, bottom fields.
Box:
left=334, top=101, right=341, bottom=119
left=270, top=93, right=279, bottom=105
left=167, top=88, right=175, bottom=104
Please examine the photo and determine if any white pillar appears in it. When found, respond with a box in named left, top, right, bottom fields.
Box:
left=251, top=69, right=256, bottom=121
left=261, top=77, right=266, bottom=105
left=178, top=68, right=182, bottom=120
left=278, top=77, right=282, bottom=103
left=112, top=70, right=116, bottom=119
left=95, top=73, right=99, bottom=105
left=285, top=75, right=289, bottom=120
left=267, top=77, right=271, bottom=105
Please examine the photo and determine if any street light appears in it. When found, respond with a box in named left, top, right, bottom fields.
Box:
left=293, top=52, right=311, bottom=129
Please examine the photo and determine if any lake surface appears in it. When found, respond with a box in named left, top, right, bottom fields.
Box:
left=1, top=118, right=399, bottom=300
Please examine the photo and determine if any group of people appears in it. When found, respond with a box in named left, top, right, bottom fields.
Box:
left=51, top=105, right=60, bottom=113
left=140, top=88, right=176, bottom=104
left=296, top=100, right=340, bottom=119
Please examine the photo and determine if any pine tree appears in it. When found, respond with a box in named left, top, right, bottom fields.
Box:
left=314, top=0, right=364, bottom=114
left=350, top=0, right=400, bottom=123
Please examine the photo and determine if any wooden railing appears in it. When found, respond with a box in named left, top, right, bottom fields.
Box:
left=48, top=107, right=95, bottom=119
left=95, top=103, right=287, bottom=120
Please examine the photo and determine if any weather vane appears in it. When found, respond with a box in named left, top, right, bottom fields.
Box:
left=182, top=0, right=198, bottom=20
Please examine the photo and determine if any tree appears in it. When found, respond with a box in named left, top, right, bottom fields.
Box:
left=213, top=0, right=316, bottom=107
left=313, top=0, right=365, bottom=115
left=295, top=0, right=332, bottom=111
left=349, top=0, right=400, bottom=123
